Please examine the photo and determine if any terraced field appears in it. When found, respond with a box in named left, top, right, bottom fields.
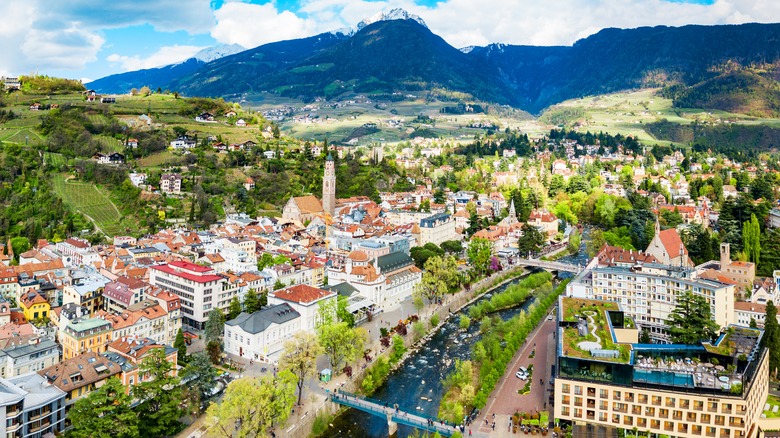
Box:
left=51, top=174, right=127, bottom=236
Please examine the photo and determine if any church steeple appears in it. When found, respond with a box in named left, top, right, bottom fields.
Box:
left=322, top=153, right=336, bottom=215
left=509, top=199, right=517, bottom=220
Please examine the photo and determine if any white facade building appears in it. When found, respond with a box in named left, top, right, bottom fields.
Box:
left=267, top=285, right=336, bottom=332
left=224, top=303, right=301, bottom=362
left=150, top=261, right=226, bottom=330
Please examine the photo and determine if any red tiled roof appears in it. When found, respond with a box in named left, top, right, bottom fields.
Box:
left=152, top=263, right=223, bottom=283
left=658, top=229, right=688, bottom=257
left=271, top=284, right=334, bottom=304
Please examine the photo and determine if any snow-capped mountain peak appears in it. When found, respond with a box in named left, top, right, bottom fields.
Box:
left=356, top=8, right=427, bottom=32
left=192, top=44, right=245, bottom=63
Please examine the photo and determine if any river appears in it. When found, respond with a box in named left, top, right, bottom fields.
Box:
left=322, top=233, right=592, bottom=437
left=322, top=273, right=541, bottom=437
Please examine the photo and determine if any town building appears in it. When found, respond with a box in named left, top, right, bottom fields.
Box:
left=224, top=303, right=301, bottom=362
left=149, top=261, right=226, bottom=329
left=0, top=339, right=59, bottom=379
left=554, top=296, right=768, bottom=438
left=99, top=299, right=176, bottom=346
left=102, top=337, right=178, bottom=394
left=62, top=271, right=110, bottom=316
left=645, top=221, right=694, bottom=268
left=0, top=373, right=66, bottom=437
left=18, top=290, right=50, bottom=322
left=417, top=213, right=457, bottom=246
left=282, top=195, right=324, bottom=224
left=39, top=352, right=121, bottom=408
left=102, top=276, right=149, bottom=314
left=267, top=285, right=336, bottom=331
left=160, top=173, right=182, bottom=195
left=59, top=318, right=113, bottom=360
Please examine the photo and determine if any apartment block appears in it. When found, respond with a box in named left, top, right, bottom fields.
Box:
left=149, top=261, right=226, bottom=329
left=0, top=373, right=66, bottom=438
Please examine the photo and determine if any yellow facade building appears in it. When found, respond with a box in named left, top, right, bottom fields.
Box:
left=59, top=317, right=113, bottom=360
left=19, top=289, right=50, bottom=321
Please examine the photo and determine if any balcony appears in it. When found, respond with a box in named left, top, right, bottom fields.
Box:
left=29, top=408, right=52, bottom=421
left=29, top=421, right=51, bottom=434
left=673, top=412, right=683, bottom=421
left=708, top=404, right=719, bottom=413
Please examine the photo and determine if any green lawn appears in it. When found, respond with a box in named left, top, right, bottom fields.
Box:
left=764, top=395, right=780, bottom=418
left=51, top=174, right=130, bottom=236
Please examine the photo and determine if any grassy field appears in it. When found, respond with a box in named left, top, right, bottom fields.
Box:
left=44, top=152, right=68, bottom=167
left=534, top=88, right=780, bottom=144
left=51, top=174, right=133, bottom=236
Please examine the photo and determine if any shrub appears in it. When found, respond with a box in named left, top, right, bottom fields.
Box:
left=430, top=313, right=440, bottom=328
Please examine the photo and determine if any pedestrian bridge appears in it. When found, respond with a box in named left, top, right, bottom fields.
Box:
left=514, top=258, right=581, bottom=274
left=330, top=390, right=458, bottom=437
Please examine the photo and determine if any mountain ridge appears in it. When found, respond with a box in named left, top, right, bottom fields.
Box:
left=89, top=18, right=780, bottom=114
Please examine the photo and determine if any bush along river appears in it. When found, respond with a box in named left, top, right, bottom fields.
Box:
left=323, top=271, right=555, bottom=437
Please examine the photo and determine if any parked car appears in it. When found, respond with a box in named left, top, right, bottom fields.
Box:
left=516, top=371, right=528, bottom=380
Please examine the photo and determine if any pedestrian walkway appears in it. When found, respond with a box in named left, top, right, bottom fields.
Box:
left=331, top=390, right=458, bottom=437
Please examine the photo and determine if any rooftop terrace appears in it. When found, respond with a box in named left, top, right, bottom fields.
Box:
left=559, top=297, right=632, bottom=364
left=557, top=297, right=764, bottom=396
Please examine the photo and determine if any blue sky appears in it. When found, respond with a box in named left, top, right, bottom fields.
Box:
left=0, top=0, right=775, bottom=82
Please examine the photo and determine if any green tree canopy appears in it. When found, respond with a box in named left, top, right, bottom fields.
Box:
left=279, top=332, right=322, bottom=405
left=667, top=291, right=720, bottom=345
left=181, top=352, right=217, bottom=414
left=206, top=372, right=297, bottom=438
left=67, top=377, right=139, bottom=438
left=743, top=213, right=761, bottom=265
left=227, top=296, right=242, bottom=320
left=517, top=223, right=546, bottom=256
left=243, top=288, right=262, bottom=313
left=132, top=348, right=184, bottom=437
left=205, top=309, right=225, bottom=345
left=467, top=237, right=492, bottom=275
left=764, top=301, right=780, bottom=377
left=174, top=327, right=187, bottom=363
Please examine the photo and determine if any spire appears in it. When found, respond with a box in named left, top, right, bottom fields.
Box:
left=326, top=152, right=333, bottom=161
left=509, top=199, right=517, bottom=219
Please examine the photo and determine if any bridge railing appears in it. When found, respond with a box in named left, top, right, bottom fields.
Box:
left=331, top=390, right=456, bottom=436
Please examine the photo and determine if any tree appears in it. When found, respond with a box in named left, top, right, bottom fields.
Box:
left=243, top=288, right=261, bottom=313
left=67, top=377, right=139, bottom=438
left=424, top=255, right=460, bottom=293
left=174, top=328, right=187, bottom=362
left=764, top=301, right=780, bottom=377
left=279, top=332, right=322, bottom=405
left=337, top=295, right=355, bottom=328
left=517, top=224, right=546, bottom=256
left=132, top=348, right=184, bottom=437
left=743, top=214, right=761, bottom=265
left=586, top=229, right=607, bottom=257
left=440, top=240, right=463, bottom=255
left=667, top=291, right=720, bottom=344
left=639, top=330, right=651, bottom=344
left=206, top=372, right=297, bottom=438
left=227, top=297, right=242, bottom=320
left=467, top=237, right=492, bottom=275
left=181, top=352, right=217, bottom=414
left=205, top=309, right=225, bottom=345
left=318, top=322, right=366, bottom=371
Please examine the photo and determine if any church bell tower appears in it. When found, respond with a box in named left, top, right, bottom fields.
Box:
left=323, top=153, right=336, bottom=215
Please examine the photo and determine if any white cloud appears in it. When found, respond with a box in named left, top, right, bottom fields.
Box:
left=106, top=45, right=206, bottom=71
left=211, top=2, right=317, bottom=48
left=40, top=0, right=215, bottom=34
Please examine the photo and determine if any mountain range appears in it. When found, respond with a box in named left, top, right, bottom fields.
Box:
left=87, top=11, right=780, bottom=114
